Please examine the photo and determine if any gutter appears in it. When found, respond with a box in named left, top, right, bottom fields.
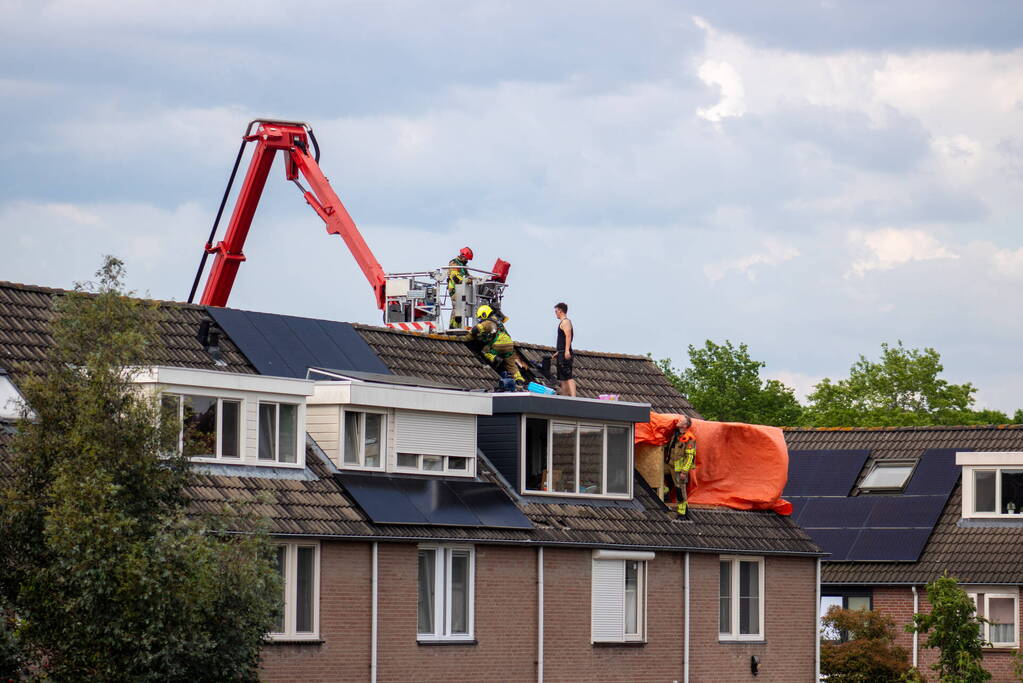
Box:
left=537, top=547, right=544, bottom=683
left=815, top=558, right=821, bottom=682
left=911, top=585, right=919, bottom=668
left=684, top=552, right=690, bottom=683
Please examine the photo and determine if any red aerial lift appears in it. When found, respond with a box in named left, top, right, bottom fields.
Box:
left=188, top=119, right=509, bottom=330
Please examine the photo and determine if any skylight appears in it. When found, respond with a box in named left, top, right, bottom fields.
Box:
left=860, top=463, right=913, bottom=490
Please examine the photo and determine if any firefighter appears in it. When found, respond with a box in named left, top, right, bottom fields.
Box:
left=447, top=246, right=473, bottom=329
left=664, top=415, right=696, bottom=517
left=467, top=304, right=524, bottom=388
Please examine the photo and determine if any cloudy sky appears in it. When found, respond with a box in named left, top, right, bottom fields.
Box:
left=2, top=1, right=1022, bottom=411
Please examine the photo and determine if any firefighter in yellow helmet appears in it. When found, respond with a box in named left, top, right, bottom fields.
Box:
left=467, top=304, right=524, bottom=388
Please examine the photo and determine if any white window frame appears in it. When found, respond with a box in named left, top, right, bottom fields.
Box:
left=719, top=555, right=765, bottom=641
left=967, top=588, right=1019, bottom=648
left=257, top=401, right=302, bottom=464
left=269, top=541, right=320, bottom=641
left=859, top=461, right=914, bottom=491
left=417, top=545, right=475, bottom=642
left=162, top=391, right=243, bottom=461
left=961, top=464, right=1023, bottom=518
left=591, top=550, right=652, bottom=643
left=395, top=452, right=474, bottom=476
left=339, top=408, right=387, bottom=471
left=519, top=415, right=633, bottom=499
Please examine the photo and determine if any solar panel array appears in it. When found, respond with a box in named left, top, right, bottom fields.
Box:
left=786, top=448, right=962, bottom=562
left=335, top=473, right=533, bottom=529
left=208, top=307, right=391, bottom=379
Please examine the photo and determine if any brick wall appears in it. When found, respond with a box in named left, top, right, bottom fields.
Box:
left=687, top=553, right=817, bottom=683
left=873, top=585, right=1023, bottom=683
left=259, top=541, right=819, bottom=683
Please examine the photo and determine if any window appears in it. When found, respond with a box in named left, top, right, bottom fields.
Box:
left=819, top=593, right=872, bottom=641
left=591, top=551, right=650, bottom=643
left=970, top=468, right=1023, bottom=516
left=859, top=462, right=914, bottom=490
left=258, top=402, right=299, bottom=464
left=271, top=542, right=319, bottom=640
left=395, top=410, right=476, bottom=476
left=968, top=590, right=1019, bottom=647
left=418, top=546, right=474, bottom=641
left=342, top=410, right=384, bottom=469
left=720, top=556, right=764, bottom=640
left=523, top=417, right=632, bottom=497
left=161, top=393, right=240, bottom=459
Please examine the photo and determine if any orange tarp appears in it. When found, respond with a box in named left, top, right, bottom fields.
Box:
left=635, top=413, right=792, bottom=515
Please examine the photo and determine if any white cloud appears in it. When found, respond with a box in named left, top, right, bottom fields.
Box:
left=768, top=370, right=823, bottom=402
left=696, top=60, right=745, bottom=122
left=846, top=228, right=958, bottom=278
left=993, top=247, right=1023, bottom=279
left=703, top=240, right=799, bottom=282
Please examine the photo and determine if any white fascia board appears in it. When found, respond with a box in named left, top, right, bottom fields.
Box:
left=310, top=381, right=492, bottom=416
left=488, top=392, right=649, bottom=410
left=134, top=366, right=314, bottom=398
left=956, top=452, right=1023, bottom=466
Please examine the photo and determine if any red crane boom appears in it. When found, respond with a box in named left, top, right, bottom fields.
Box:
left=189, top=120, right=386, bottom=309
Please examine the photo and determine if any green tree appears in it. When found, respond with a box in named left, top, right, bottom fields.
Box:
left=805, top=341, right=1005, bottom=427
left=820, top=607, right=912, bottom=683
left=656, top=340, right=803, bottom=426
left=0, top=257, right=281, bottom=682
left=908, top=574, right=991, bottom=683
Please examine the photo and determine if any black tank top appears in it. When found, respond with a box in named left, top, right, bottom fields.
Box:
left=557, top=319, right=572, bottom=352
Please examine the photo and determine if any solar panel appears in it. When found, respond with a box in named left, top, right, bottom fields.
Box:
left=904, top=449, right=964, bottom=496
left=785, top=450, right=869, bottom=496
left=336, top=474, right=429, bottom=525
left=448, top=480, right=532, bottom=529
left=394, top=477, right=482, bottom=526
left=804, top=529, right=861, bottom=561
left=335, top=473, right=532, bottom=529
left=865, top=495, right=947, bottom=529
left=785, top=495, right=811, bottom=524
left=848, top=528, right=931, bottom=562
left=208, top=308, right=391, bottom=378
left=799, top=496, right=876, bottom=528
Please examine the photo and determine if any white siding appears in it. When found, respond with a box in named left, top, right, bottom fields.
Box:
left=306, top=405, right=340, bottom=463
left=591, top=559, right=625, bottom=642
left=395, top=410, right=476, bottom=458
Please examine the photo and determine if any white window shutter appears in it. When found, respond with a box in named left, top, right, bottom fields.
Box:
left=591, top=559, right=625, bottom=642
left=396, top=410, right=476, bottom=458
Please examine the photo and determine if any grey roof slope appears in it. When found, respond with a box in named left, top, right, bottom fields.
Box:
left=353, top=323, right=697, bottom=416
left=0, top=279, right=813, bottom=555
left=784, top=425, right=1023, bottom=584
left=0, top=281, right=254, bottom=381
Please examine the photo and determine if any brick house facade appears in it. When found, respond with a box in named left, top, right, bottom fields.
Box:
left=785, top=426, right=1023, bottom=683
left=0, top=281, right=824, bottom=683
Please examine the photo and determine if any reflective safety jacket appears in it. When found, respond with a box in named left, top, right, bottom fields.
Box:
left=667, top=429, right=696, bottom=473
left=448, top=257, right=469, bottom=291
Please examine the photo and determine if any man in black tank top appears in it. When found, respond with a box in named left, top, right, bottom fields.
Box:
left=553, top=302, right=576, bottom=396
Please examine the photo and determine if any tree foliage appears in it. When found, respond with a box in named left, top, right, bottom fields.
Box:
left=0, top=257, right=281, bottom=682
left=804, top=341, right=1006, bottom=427
left=819, top=607, right=912, bottom=683
left=656, top=340, right=803, bottom=426
left=908, top=574, right=991, bottom=683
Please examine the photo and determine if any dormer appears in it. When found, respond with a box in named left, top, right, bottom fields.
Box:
left=305, top=370, right=492, bottom=477
left=477, top=394, right=650, bottom=500
left=957, top=452, right=1023, bottom=519
left=134, top=366, right=314, bottom=468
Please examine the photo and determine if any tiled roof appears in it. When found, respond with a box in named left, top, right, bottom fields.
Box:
left=0, top=281, right=255, bottom=381
left=0, top=279, right=814, bottom=555
left=353, top=324, right=697, bottom=416
left=181, top=442, right=819, bottom=554
left=784, top=425, right=1023, bottom=584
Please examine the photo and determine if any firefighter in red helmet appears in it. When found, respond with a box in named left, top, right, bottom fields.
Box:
left=448, top=246, right=474, bottom=328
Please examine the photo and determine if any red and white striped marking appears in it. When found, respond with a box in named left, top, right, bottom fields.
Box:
left=386, top=321, right=437, bottom=333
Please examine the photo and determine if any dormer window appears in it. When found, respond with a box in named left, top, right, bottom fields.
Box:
left=259, top=402, right=300, bottom=464
left=522, top=417, right=632, bottom=498
left=957, top=453, right=1023, bottom=519
left=162, top=394, right=241, bottom=459
left=859, top=462, right=914, bottom=491
left=342, top=409, right=385, bottom=470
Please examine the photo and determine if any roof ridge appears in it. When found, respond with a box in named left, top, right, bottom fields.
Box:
left=0, top=279, right=206, bottom=310
left=350, top=322, right=654, bottom=360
